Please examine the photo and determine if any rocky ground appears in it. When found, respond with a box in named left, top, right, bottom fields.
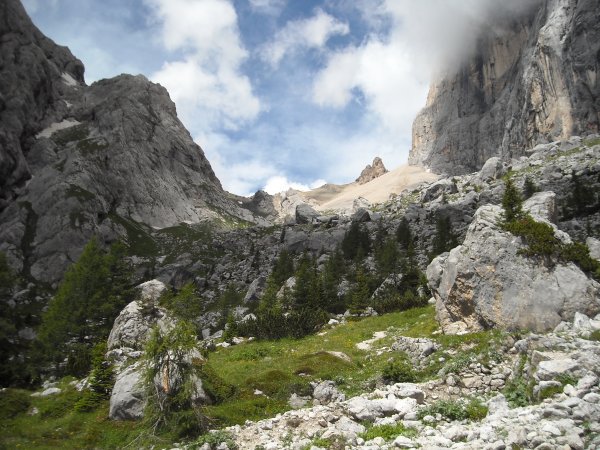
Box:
left=191, top=314, right=600, bottom=450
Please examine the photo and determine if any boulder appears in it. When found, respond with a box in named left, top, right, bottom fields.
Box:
left=107, top=281, right=173, bottom=350
left=428, top=200, right=600, bottom=333
left=392, top=336, right=439, bottom=360
left=312, top=380, right=345, bottom=404
left=295, top=203, right=319, bottom=224
left=351, top=207, right=371, bottom=223
left=243, top=276, right=266, bottom=303
left=477, top=157, right=506, bottom=182
left=420, top=179, right=458, bottom=202
left=109, top=363, right=145, bottom=420
left=523, top=191, right=558, bottom=224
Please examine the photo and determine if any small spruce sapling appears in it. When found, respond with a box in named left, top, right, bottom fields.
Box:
left=502, top=176, right=524, bottom=223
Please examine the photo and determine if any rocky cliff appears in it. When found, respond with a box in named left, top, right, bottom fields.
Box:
left=356, top=157, right=388, bottom=185
left=409, top=0, right=600, bottom=174
left=0, top=0, right=267, bottom=285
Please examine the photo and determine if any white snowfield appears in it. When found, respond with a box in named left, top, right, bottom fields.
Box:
left=35, top=119, right=80, bottom=139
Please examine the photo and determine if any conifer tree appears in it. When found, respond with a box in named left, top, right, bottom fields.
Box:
left=36, top=237, right=133, bottom=375
left=396, top=217, right=413, bottom=251
left=502, top=176, right=524, bottom=223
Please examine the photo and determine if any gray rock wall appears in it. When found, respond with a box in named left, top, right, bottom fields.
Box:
left=409, top=0, right=600, bottom=174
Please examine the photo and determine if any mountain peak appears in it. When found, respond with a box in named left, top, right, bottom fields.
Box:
left=356, top=157, right=388, bottom=185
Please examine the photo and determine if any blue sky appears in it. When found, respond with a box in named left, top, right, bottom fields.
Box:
left=23, top=0, right=537, bottom=196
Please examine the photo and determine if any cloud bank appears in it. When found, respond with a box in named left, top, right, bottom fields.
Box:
left=147, top=0, right=260, bottom=130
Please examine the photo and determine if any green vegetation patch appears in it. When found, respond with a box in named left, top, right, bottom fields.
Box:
left=584, top=137, right=600, bottom=147
left=65, top=184, right=95, bottom=203
left=417, top=398, right=488, bottom=422
left=77, top=137, right=108, bottom=155
left=108, top=212, right=158, bottom=257
left=204, top=306, right=437, bottom=428
left=51, top=124, right=90, bottom=146
left=360, top=422, right=417, bottom=441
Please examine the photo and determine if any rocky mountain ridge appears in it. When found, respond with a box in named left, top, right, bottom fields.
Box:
left=409, top=0, right=600, bottom=175
left=0, top=0, right=268, bottom=286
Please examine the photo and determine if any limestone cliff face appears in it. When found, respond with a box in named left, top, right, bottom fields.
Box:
left=0, top=0, right=267, bottom=285
left=409, top=0, right=600, bottom=174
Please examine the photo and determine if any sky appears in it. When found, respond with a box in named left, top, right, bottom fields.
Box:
left=23, top=0, right=539, bottom=196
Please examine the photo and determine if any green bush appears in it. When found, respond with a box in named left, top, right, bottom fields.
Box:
left=417, top=398, right=487, bottom=421
left=235, top=307, right=328, bottom=340
left=193, top=430, right=238, bottom=449
left=75, top=342, right=114, bottom=412
left=382, top=357, right=416, bottom=383
left=588, top=330, right=600, bottom=342
left=0, top=389, right=32, bottom=420
left=503, top=215, right=600, bottom=280
left=360, top=422, right=417, bottom=441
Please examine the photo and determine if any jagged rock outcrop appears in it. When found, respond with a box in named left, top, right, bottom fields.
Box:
left=0, top=0, right=268, bottom=286
left=106, top=279, right=210, bottom=420
left=0, top=0, right=84, bottom=207
left=356, top=157, right=388, bottom=185
left=428, top=192, right=600, bottom=334
left=410, top=0, right=600, bottom=175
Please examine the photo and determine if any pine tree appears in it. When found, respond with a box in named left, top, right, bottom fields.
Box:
left=271, top=249, right=294, bottom=285
left=342, top=222, right=371, bottom=260
left=36, top=237, right=133, bottom=375
left=349, top=267, right=371, bottom=313
left=292, top=253, right=318, bottom=309
left=431, top=216, right=457, bottom=258
left=523, top=176, right=538, bottom=199
left=502, top=176, right=524, bottom=223
left=396, top=217, right=413, bottom=251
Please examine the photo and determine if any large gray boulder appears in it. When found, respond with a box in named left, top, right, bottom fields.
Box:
left=295, top=203, right=319, bottom=224
left=109, top=363, right=145, bottom=420
left=107, top=280, right=171, bottom=350
left=428, top=195, right=600, bottom=334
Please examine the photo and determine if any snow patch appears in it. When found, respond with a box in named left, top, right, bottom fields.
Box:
left=36, top=119, right=80, bottom=139
left=61, top=72, right=78, bottom=86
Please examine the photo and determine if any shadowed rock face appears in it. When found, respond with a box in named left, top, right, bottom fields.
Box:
left=0, top=0, right=266, bottom=285
left=409, top=0, right=600, bottom=175
left=0, top=0, right=84, bottom=206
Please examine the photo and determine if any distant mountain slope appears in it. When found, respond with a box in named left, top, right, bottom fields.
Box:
left=409, top=0, right=600, bottom=174
left=271, top=164, right=437, bottom=218
left=0, top=0, right=267, bottom=285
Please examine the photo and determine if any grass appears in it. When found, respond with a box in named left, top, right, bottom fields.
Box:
left=203, top=306, right=438, bottom=427
left=417, top=398, right=488, bottom=421
left=0, top=382, right=141, bottom=450
left=65, top=184, right=95, bottom=202
left=2, top=305, right=504, bottom=447
left=360, top=422, right=417, bottom=441
left=108, top=212, right=159, bottom=258
left=51, top=124, right=89, bottom=147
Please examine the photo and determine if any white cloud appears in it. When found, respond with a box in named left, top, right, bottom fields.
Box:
left=260, top=8, right=350, bottom=67
left=312, top=0, right=541, bottom=142
left=263, top=176, right=326, bottom=195
left=248, top=0, right=286, bottom=16
left=146, top=0, right=260, bottom=130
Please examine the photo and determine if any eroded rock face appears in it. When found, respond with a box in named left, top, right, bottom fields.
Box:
left=0, top=0, right=268, bottom=285
left=356, top=157, right=388, bottom=185
left=428, top=194, right=600, bottom=334
left=107, top=280, right=171, bottom=351
left=409, top=0, right=600, bottom=175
